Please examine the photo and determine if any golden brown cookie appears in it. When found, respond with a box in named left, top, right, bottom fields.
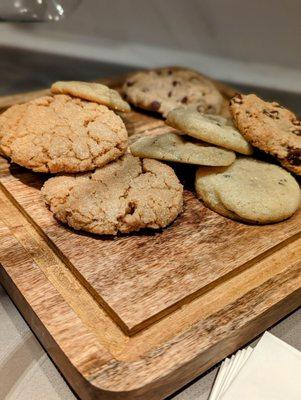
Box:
left=122, top=67, right=224, bottom=117
left=42, top=153, right=183, bottom=235
left=230, top=94, right=301, bottom=175
left=51, top=81, right=130, bottom=112
left=0, top=95, right=128, bottom=173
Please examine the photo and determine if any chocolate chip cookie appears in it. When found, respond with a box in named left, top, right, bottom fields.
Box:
left=166, top=108, right=253, bottom=155
left=229, top=94, right=301, bottom=175
left=122, top=67, right=224, bottom=117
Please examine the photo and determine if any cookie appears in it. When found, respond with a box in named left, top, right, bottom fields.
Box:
left=130, top=132, right=236, bottom=166
left=128, top=130, right=160, bottom=146
left=166, top=108, right=253, bottom=155
left=211, top=80, right=238, bottom=101
left=195, top=158, right=300, bottom=224
left=219, top=99, right=232, bottom=119
left=195, top=166, right=239, bottom=220
left=122, top=67, right=224, bottom=117
left=127, top=123, right=177, bottom=146
left=0, top=95, right=128, bottom=173
left=51, top=81, right=131, bottom=113
left=42, top=153, right=183, bottom=235
left=229, top=94, right=301, bottom=175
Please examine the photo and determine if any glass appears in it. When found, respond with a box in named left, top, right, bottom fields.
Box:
left=0, top=0, right=80, bottom=22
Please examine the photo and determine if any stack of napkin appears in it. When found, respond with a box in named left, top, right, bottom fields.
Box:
left=209, top=332, right=301, bottom=400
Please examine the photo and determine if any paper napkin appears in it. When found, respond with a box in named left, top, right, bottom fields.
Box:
left=210, top=332, right=301, bottom=400
left=209, top=347, right=253, bottom=400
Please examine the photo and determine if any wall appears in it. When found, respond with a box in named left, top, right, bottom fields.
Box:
left=0, top=0, right=300, bottom=91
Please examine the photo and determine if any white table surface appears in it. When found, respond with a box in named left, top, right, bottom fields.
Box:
left=1, top=283, right=300, bottom=400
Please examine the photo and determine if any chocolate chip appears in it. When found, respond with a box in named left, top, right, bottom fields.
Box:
left=263, top=109, right=280, bottom=119
left=278, top=178, right=287, bottom=185
left=231, top=94, right=243, bottom=104
left=292, top=119, right=301, bottom=126
left=150, top=101, right=161, bottom=111
left=168, top=91, right=172, bottom=98
left=127, top=202, right=137, bottom=215
left=286, top=147, right=301, bottom=166
left=172, top=80, right=179, bottom=87
left=181, top=96, right=188, bottom=104
left=290, top=120, right=301, bottom=133
left=126, top=81, right=135, bottom=87
left=142, top=88, right=149, bottom=93
left=167, top=69, right=173, bottom=75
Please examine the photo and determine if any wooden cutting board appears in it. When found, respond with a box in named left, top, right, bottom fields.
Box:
left=0, top=76, right=300, bottom=400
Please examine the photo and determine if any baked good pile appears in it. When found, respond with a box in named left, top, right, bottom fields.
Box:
left=0, top=68, right=300, bottom=235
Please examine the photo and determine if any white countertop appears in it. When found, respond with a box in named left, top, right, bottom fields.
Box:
left=1, top=283, right=300, bottom=400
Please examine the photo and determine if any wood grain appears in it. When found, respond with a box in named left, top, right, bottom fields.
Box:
left=0, top=202, right=300, bottom=398
left=3, top=170, right=301, bottom=336
left=0, top=76, right=300, bottom=399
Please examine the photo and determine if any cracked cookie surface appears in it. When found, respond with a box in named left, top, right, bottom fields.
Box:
left=51, top=81, right=131, bottom=113
left=42, top=153, right=184, bottom=235
left=230, top=94, right=301, bottom=175
left=122, top=67, right=224, bottom=117
left=0, top=94, right=128, bottom=173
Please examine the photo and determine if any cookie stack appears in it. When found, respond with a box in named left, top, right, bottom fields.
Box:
left=0, top=68, right=300, bottom=234
left=124, top=67, right=300, bottom=225
left=0, top=81, right=184, bottom=235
